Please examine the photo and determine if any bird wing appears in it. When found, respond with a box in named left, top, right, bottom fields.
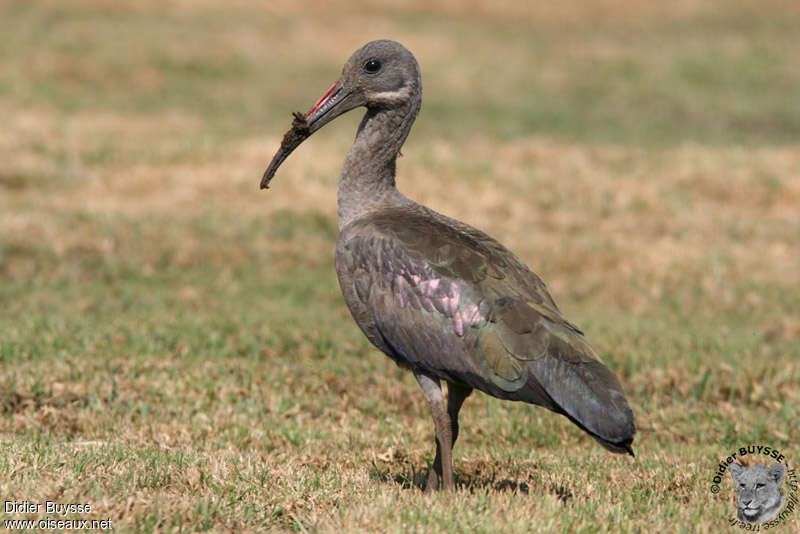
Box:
left=335, top=207, right=634, bottom=447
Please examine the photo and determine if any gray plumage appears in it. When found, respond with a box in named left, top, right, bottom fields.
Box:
left=262, top=40, right=636, bottom=492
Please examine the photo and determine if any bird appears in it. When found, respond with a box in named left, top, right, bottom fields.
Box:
left=261, top=40, right=635, bottom=492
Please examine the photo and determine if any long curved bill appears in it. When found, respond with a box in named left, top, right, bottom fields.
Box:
left=261, top=78, right=361, bottom=189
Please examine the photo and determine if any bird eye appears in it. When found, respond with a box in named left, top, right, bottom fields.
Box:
left=364, top=59, right=381, bottom=73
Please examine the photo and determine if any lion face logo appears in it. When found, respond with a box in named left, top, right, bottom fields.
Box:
left=729, top=462, right=787, bottom=523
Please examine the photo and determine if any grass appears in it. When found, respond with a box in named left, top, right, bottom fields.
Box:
left=1, top=0, right=800, bottom=532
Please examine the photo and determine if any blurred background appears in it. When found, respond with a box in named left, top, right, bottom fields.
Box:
left=1, top=0, right=798, bottom=530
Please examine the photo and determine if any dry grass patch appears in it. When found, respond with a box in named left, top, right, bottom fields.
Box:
left=2, top=0, right=800, bottom=532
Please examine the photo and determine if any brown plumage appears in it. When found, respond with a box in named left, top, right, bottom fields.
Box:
left=262, top=40, right=635, bottom=492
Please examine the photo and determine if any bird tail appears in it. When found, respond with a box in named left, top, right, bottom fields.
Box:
left=521, top=355, right=636, bottom=456
left=475, top=297, right=636, bottom=455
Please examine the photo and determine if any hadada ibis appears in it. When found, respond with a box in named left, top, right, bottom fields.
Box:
left=261, top=40, right=636, bottom=492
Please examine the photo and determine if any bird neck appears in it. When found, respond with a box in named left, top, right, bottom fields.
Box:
left=337, top=94, right=420, bottom=230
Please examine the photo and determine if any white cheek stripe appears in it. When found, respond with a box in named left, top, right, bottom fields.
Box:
left=370, top=85, right=412, bottom=104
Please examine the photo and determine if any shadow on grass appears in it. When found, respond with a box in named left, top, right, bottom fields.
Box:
left=1, top=387, right=88, bottom=414
left=369, top=462, right=574, bottom=502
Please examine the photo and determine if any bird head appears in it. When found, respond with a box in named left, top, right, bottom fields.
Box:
left=261, top=40, right=420, bottom=189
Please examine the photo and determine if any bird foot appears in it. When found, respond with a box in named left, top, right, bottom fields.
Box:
left=424, top=469, right=455, bottom=492
left=424, top=469, right=439, bottom=493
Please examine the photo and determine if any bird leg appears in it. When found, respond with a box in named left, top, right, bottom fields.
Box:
left=414, top=372, right=452, bottom=492
left=414, top=372, right=472, bottom=492
left=426, top=382, right=472, bottom=492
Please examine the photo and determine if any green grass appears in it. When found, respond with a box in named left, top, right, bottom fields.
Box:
left=2, top=1, right=800, bottom=150
left=2, top=0, right=800, bottom=532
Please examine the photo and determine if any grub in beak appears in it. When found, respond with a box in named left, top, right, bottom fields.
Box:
left=260, top=112, right=310, bottom=189
left=260, top=78, right=364, bottom=190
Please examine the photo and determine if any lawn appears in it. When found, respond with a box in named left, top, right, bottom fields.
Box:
left=1, top=0, right=799, bottom=532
